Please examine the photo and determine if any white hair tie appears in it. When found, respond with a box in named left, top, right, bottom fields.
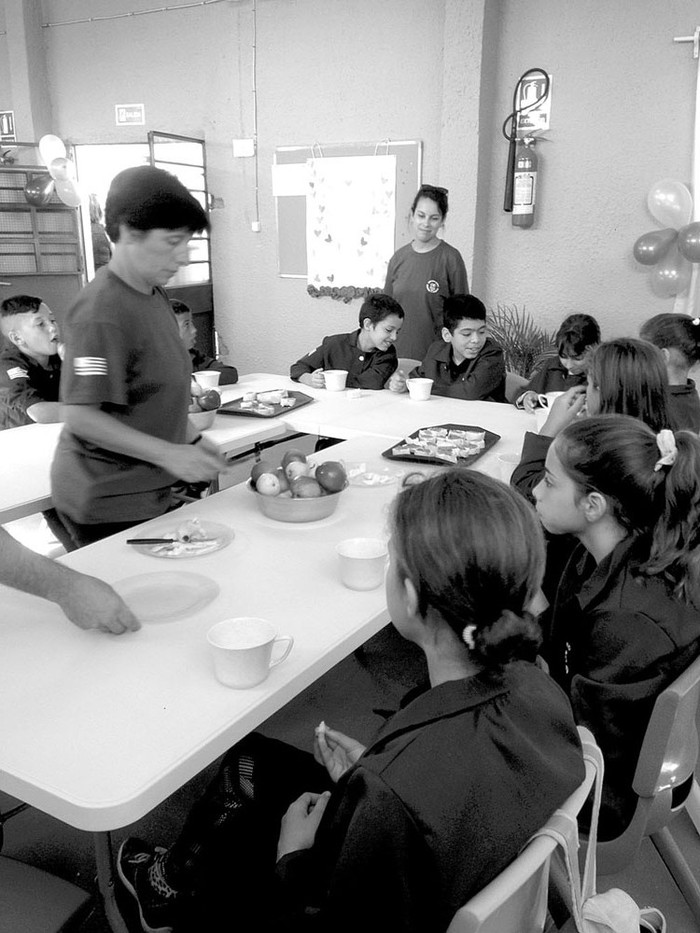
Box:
left=654, top=429, right=677, bottom=472
left=462, top=624, right=476, bottom=649
left=693, top=317, right=700, bottom=326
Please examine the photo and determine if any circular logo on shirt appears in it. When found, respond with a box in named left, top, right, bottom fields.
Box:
left=426, top=280, right=440, bottom=294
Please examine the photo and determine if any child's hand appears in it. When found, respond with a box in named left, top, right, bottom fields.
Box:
left=387, top=368, right=408, bottom=393
left=313, top=721, right=366, bottom=782
left=519, top=390, right=540, bottom=413
left=300, top=369, right=325, bottom=389
left=277, top=790, right=331, bottom=860
left=539, top=386, right=586, bottom=437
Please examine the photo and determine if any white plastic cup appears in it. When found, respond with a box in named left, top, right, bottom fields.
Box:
left=406, top=378, right=433, bottom=401
left=497, top=453, right=521, bottom=484
left=324, top=369, right=348, bottom=391
left=193, top=371, right=221, bottom=389
left=537, top=390, right=564, bottom=409
left=336, top=537, right=388, bottom=590
left=207, top=617, right=294, bottom=689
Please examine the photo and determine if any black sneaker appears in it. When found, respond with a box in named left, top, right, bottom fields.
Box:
left=117, top=837, right=176, bottom=933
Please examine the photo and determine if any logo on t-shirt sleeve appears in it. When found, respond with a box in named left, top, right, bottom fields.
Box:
left=426, top=280, right=440, bottom=293
left=7, top=366, right=28, bottom=380
left=74, top=357, right=108, bottom=376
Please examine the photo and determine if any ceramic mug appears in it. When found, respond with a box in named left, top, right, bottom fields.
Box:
left=193, top=371, right=221, bottom=389
left=537, top=390, right=564, bottom=409
left=207, top=617, right=294, bottom=688
left=336, top=538, right=388, bottom=590
left=406, top=378, right=433, bottom=401
left=324, top=370, right=348, bottom=391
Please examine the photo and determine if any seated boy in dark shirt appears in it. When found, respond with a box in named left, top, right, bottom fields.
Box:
left=171, top=299, right=238, bottom=385
left=515, top=313, right=600, bottom=412
left=392, top=294, right=506, bottom=401
left=290, top=294, right=404, bottom=389
left=0, top=294, right=62, bottom=429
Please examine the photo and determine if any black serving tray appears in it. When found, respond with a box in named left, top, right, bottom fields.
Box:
left=218, top=390, right=314, bottom=419
left=381, top=423, right=500, bottom=467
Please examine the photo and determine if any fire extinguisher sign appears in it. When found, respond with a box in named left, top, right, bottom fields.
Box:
left=516, top=75, right=553, bottom=134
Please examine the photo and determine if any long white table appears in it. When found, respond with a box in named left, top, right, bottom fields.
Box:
left=0, top=375, right=537, bottom=523
left=0, top=396, right=533, bottom=931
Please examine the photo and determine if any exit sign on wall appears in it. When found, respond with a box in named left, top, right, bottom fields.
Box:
left=115, top=104, right=145, bottom=126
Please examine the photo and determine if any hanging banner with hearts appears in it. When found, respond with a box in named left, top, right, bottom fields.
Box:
left=306, top=155, right=396, bottom=294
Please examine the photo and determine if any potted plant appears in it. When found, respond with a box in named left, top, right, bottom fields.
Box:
left=487, top=303, right=556, bottom=378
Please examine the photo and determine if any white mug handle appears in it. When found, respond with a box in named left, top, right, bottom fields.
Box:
left=537, top=393, right=549, bottom=408
left=270, top=634, right=294, bottom=668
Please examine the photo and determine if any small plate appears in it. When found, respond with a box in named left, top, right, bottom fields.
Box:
left=345, top=462, right=403, bottom=488
left=113, top=572, right=220, bottom=623
left=130, top=520, right=234, bottom=559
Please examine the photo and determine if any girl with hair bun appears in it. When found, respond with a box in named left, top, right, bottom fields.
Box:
left=117, top=471, right=583, bottom=933
left=640, top=312, right=700, bottom=431
left=533, top=414, right=700, bottom=839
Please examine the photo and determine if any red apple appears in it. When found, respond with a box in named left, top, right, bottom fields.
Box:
left=275, top=467, right=291, bottom=492
left=251, top=460, right=276, bottom=487
left=315, top=461, right=347, bottom=493
left=198, top=389, right=221, bottom=411
left=290, top=476, right=323, bottom=498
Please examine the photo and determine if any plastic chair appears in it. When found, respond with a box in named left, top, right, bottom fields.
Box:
left=596, top=653, right=700, bottom=921
left=446, top=726, right=599, bottom=933
left=397, top=357, right=421, bottom=376
left=0, top=804, right=92, bottom=933
left=505, top=370, right=528, bottom=404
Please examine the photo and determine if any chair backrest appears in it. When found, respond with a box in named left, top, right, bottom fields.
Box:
left=397, top=357, right=421, bottom=375
left=447, top=727, right=598, bottom=933
left=597, top=652, right=700, bottom=873
left=505, top=370, right=528, bottom=404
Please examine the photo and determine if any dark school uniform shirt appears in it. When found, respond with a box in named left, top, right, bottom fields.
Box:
left=189, top=348, right=238, bottom=385
left=542, top=535, right=700, bottom=839
left=290, top=330, right=397, bottom=390
left=277, top=663, right=584, bottom=933
left=412, top=337, right=506, bottom=402
left=516, top=354, right=587, bottom=406
left=384, top=240, right=469, bottom=361
left=51, top=270, right=192, bottom=524
left=668, top=380, right=700, bottom=432
left=0, top=344, right=61, bottom=429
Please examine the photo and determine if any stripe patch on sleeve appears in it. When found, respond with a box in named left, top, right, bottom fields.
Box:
left=7, top=367, right=28, bottom=380
left=74, top=357, right=108, bottom=376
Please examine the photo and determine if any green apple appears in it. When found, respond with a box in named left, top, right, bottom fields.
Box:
left=256, top=473, right=281, bottom=496
left=291, top=476, right=323, bottom=498
left=281, top=448, right=307, bottom=470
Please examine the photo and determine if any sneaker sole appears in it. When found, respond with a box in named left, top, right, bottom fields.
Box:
left=116, top=840, right=173, bottom=933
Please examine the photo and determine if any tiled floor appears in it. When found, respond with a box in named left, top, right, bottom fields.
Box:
left=2, top=629, right=699, bottom=932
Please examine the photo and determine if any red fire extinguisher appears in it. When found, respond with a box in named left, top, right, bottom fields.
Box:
left=512, top=137, right=538, bottom=228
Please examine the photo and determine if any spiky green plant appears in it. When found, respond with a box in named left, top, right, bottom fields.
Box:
left=487, top=303, right=556, bottom=378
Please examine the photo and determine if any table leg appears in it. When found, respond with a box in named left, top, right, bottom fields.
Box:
left=94, top=831, right=130, bottom=933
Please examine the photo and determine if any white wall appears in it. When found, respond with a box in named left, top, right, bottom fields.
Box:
left=475, top=0, right=699, bottom=339
left=35, top=0, right=485, bottom=374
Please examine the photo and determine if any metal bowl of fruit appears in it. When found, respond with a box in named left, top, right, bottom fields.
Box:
left=248, top=451, right=348, bottom=523
left=188, top=386, right=221, bottom=431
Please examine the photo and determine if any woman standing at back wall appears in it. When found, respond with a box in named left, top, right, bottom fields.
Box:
left=384, top=185, right=468, bottom=360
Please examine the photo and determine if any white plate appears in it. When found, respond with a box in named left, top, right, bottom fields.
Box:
left=345, top=462, right=403, bottom=488
left=113, top=572, right=220, bottom=623
left=130, top=520, right=234, bottom=559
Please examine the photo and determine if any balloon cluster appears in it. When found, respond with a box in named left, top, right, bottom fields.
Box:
left=22, top=135, right=83, bottom=208
left=633, top=179, right=699, bottom=298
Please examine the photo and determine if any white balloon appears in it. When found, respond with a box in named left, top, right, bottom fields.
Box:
left=38, top=134, right=67, bottom=166
left=48, top=156, right=76, bottom=181
left=54, top=177, right=82, bottom=208
left=647, top=179, right=693, bottom=230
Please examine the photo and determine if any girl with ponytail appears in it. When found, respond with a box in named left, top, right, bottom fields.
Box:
left=533, top=414, right=700, bottom=839
left=117, top=471, right=583, bottom=933
left=640, top=312, right=700, bottom=431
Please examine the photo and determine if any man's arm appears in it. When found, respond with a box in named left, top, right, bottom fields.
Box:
left=26, top=400, right=62, bottom=423
left=62, top=404, right=226, bottom=483
left=0, top=527, right=139, bottom=633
